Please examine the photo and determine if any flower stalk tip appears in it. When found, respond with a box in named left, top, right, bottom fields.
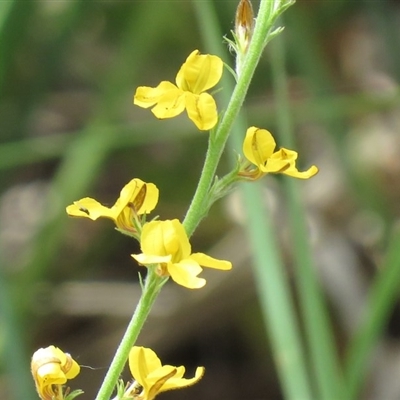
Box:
left=235, top=0, right=254, bottom=55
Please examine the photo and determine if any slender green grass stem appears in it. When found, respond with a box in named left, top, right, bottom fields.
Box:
left=345, top=229, right=400, bottom=399
left=270, top=32, right=348, bottom=400
left=94, top=271, right=164, bottom=400
left=239, top=182, right=314, bottom=399
left=0, top=267, right=35, bottom=399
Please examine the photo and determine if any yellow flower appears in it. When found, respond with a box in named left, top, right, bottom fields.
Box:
left=131, top=219, right=231, bottom=289
left=128, top=346, right=204, bottom=400
left=31, top=345, right=80, bottom=400
left=240, top=126, right=318, bottom=180
left=66, top=178, right=158, bottom=234
left=134, top=50, right=223, bottom=131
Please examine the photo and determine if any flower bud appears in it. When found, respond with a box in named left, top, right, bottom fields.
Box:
left=235, top=0, right=254, bottom=54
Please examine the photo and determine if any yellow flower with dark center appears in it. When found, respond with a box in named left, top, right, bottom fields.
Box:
left=31, top=345, right=80, bottom=400
left=66, top=178, right=158, bottom=234
left=131, top=219, right=232, bottom=289
left=128, top=346, right=204, bottom=400
left=240, top=126, right=318, bottom=180
left=134, top=50, right=223, bottom=131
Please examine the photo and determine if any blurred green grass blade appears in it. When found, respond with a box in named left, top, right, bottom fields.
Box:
left=344, top=228, right=400, bottom=399
left=0, top=0, right=32, bottom=95
left=193, top=2, right=314, bottom=399
left=0, top=132, right=71, bottom=169
left=270, top=32, right=347, bottom=400
left=364, top=0, right=400, bottom=82
left=0, top=120, right=192, bottom=170
left=16, top=1, right=177, bottom=304
left=286, top=7, right=334, bottom=96
left=0, top=2, right=40, bottom=398
left=0, top=0, right=13, bottom=30
left=239, top=181, right=315, bottom=400
left=1, top=1, right=87, bottom=141
left=1, top=90, right=399, bottom=170
left=0, top=263, right=36, bottom=399
left=18, top=123, right=115, bottom=289
left=285, top=7, right=393, bottom=225
left=283, top=5, right=400, bottom=398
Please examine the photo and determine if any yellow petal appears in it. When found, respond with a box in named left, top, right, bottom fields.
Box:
left=134, top=81, right=178, bottom=108
left=283, top=164, right=319, bottom=179
left=161, top=366, right=205, bottom=392
left=114, top=179, right=158, bottom=215
left=66, top=198, right=115, bottom=221
left=185, top=92, right=218, bottom=131
left=129, top=347, right=163, bottom=393
left=129, top=347, right=204, bottom=400
left=176, top=50, right=223, bottom=94
left=167, top=365, right=185, bottom=380
left=36, top=362, right=67, bottom=386
left=243, top=127, right=276, bottom=167
left=64, top=356, right=80, bottom=380
left=147, top=367, right=177, bottom=400
left=140, top=220, right=191, bottom=262
left=264, top=148, right=318, bottom=179
left=137, top=183, right=159, bottom=214
left=66, top=179, right=159, bottom=232
left=113, top=179, right=142, bottom=215
left=168, top=260, right=206, bottom=289
left=151, top=89, right=186, bottom=119
left=131, top=253, right=171, bottom=265
left=260, top=157, right=290, bottom=174
left=190, top=253, right=232, bottom=270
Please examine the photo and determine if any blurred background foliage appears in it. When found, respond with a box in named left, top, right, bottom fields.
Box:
left=1, top=0, right=400, bottom=399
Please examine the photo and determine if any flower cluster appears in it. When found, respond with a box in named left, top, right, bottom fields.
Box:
left=32, top=37, right=318, bottom=398
left=31, top=346, right=203, bottom=400
left=66, top=179, right=231, bottom=290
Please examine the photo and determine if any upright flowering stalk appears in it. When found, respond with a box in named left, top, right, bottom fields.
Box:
left=239, top=127, right=318, bottom=180
left=132, top=219, right=232, bottom=289
left=66, top=178, right=159, bottom=238
left=124, top=346, right=204, bottom=400
left=31, top=346, right=81, bottom=400
left=62, top=2, right=305, bottom=400
left=134, top=50, right=223, bottom=131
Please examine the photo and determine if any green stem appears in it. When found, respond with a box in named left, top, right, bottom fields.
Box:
left=94, top=270, right=165, bottom=400
left=183, top=0, right=287, bottom=236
